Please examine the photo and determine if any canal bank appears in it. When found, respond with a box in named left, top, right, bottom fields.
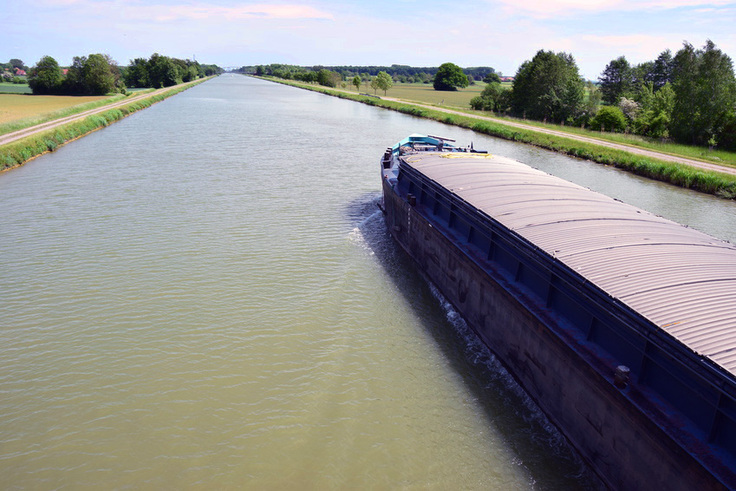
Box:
left=0, top=77, right=213, bottom=172
left=258, top=76, right=736, bottom=199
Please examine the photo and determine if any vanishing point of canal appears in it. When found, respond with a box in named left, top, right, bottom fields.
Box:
left=2, top=75, right=735, bottom=489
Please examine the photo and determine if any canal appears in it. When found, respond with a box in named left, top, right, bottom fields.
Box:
left=1, top=75, right=734, bottom=489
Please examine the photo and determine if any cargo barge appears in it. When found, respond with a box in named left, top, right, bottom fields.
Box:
left=380, top=134, right=736, bottom=489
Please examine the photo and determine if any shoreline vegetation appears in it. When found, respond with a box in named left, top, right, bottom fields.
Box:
left=259, top=76, right=736, bottom=200
left=0, top=78, right=210, bottom=172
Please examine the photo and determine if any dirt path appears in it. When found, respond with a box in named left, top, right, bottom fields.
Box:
left=0, top=81, right=198, bottom=147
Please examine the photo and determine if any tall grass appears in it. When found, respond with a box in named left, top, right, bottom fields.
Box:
left=269, top=77, right=736, bottom=199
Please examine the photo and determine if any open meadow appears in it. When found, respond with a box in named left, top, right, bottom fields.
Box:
left=342, top=82, right=492, bottom=108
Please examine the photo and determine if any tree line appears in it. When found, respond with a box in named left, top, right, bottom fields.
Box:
left=238, top=63, right=499, bottom=85
left=471, top=40, right=735, bottom=150
left=125, top=54, right=221, bottom=89
left=27, top=54, right=222, bottom=96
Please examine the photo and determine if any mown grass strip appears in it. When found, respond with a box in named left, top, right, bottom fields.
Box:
left=267, top=77, right=736, bottom=199
left=1, top=81, right=207, bottom=172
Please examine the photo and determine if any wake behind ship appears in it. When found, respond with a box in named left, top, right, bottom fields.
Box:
left=380, top=134, right=736, bottom=490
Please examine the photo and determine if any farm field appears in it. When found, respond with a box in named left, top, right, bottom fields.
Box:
left=0, top=83, right=32, bottom=94
left=0, top=94, right=112, bottom=125
left=344, top=82, right=491, bottom=108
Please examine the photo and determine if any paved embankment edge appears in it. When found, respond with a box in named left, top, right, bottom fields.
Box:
left=0, top=78, right=212, bottom=172
left=260, top=77, right=736, bottom=199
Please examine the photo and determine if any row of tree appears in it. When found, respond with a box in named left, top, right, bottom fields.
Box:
left=240, top=63, right=500, bottom=85
left=124, top=54, right=221, bottom=89
left=470, top=40, right=735, bottom=150
left=27, top=54, right=222, bottom=96
left=598, top=41, right=735, bottom=147
left=29, top=54, right=124, bottom=95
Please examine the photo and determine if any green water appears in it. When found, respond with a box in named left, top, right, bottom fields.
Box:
left=3, top=75, right=734, bottom=489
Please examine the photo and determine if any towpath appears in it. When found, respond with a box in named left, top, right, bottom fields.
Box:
left=307, top=79, right=736, bottom=178
left=376, top=96, right=736, bottom=177
left=0, top=81, right=200, bottom=147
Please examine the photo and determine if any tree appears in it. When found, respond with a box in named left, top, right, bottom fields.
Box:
left=433, top=62, right=468, bottom=91
left=148, top=53, right=179, bottom=88
left=483, top=72, right=501, bottom=84
left=63, top=56, right=86, bottom=94
left=125, top=58, right=151, bottom=88
left=375, top=71, right=393, bottom=95
left=511, top=50, right=585, bottom=122
left=317, top=69, right=341, bottom=88
left=28, top=56, right=62, bottom=94
left=352, top=75, right=361, bottom=92
left=470, top=82, right=503, bottom=111
left=82, top=53, right=116, bottom=95
left=618, top=97, right=640, bottom=122
left=9, top=58, right=24, bottom=70
left=670, top=40, right=736, bottom=146
left=634, top=83, right=674, bottom=138
left=651, top=50, right=674, bottom=91
left=590, top=106, right=627, bottom=132
left=599, top=56, right=634, bottom=105
left=370, top=77, right=380, bottom=94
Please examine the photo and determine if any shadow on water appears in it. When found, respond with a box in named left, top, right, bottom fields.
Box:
left=345, top=192, right=603, bottom=490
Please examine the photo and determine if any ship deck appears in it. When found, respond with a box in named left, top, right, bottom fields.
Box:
left=399, top=151, right=736, bottom=375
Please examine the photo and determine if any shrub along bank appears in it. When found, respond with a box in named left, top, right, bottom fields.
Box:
left=265, top=76, right=736, bottom=199
left=1, top=79, right=208, bottom=171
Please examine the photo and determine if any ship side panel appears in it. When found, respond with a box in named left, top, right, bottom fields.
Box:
left=381, top=175, right=729, bottom=490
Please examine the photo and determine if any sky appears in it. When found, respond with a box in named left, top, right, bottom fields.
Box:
left=4, top=0, right=735, bottom=80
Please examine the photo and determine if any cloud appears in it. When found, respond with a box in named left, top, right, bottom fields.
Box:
left=40, top=0, right=335, bottom=22
left=155, top=3, right=335, bottom=21
left=495, top=0, right=735, bottom=17
left=579, top=33, right=671, bottom=49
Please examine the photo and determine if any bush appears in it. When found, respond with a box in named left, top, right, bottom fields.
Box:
left=590, top=106, right=627, bottom=132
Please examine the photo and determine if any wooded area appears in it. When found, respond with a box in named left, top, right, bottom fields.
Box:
left=25, top=54, right=222, bottom=96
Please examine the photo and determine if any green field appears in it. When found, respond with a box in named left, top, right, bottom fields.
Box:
left=0, top=83, right=32, bottom=94
left=342, top=82, right=506, bottom=108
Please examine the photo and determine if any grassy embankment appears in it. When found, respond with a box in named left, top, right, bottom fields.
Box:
left=0, top=82, right=203, bottom=172
left=342, top=81, right=736, bottom=169
left=268, top=77, right=736, bottom=199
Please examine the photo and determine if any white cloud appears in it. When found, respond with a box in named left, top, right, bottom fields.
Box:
left=496, top=0, right=735, bottom=17
left=40, top=0, right=335, bottom=22
left=155, top=4, right=335, bottom=21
